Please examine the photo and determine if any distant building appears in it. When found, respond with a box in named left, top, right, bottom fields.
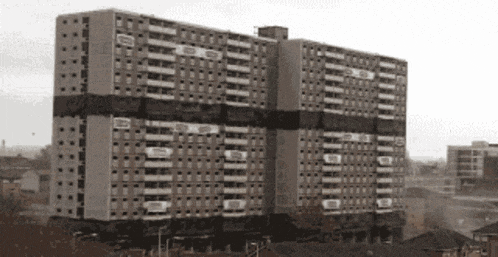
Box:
left=448, top=141, right=498, bottom=194
left=0, top=155, right=32, bottom=171
left=473, top=221, right=498, bottom=257
left=2, top=179, right=21, bottom=197
left=19, top=170, right=51, bottom=205
left=403, top=228, right=482, bottom=257
left=21, top=170, right=51, bottom=193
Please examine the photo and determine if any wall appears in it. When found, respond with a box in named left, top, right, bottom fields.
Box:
left=405, top=197, right=426, bottom=230
left=84, top=115, right=112, bottom=220
left=21, top=171, right=40, bottom=192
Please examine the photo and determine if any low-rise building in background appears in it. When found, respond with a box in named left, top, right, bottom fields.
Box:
left=448, top=141, right=498, bottom=195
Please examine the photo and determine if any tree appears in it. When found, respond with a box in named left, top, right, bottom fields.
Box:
left=0, top=194, right=116, bottom=256
left=32, top=144, right=51, bottom=170
left=0, top=194, right=29, bottom=223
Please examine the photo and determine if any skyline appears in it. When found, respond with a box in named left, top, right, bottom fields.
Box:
left=1, top=0, right=498, bottom=159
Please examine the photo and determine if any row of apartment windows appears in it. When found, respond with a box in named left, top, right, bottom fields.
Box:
left=61, top=17, right=89, bottom=24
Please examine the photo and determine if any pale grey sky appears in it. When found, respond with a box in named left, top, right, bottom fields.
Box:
left=1, top=0, right=498, bottom=159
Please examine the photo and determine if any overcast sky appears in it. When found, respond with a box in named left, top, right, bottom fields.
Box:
left=1, top=0, right=498, bottom=160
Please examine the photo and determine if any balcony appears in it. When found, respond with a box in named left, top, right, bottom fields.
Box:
left=378, top=72, right=396, bottom=79
left=376, top=198, right=393, bottom=208
left=223, top=199, right=247, bottom=210
left=323, top=210, right=342, bottom=216
left=222, top=212, right=247, bottom=218
left=146, top=93, right=175, bottom=101
left=377, top=104, right=395, bottom=111
left=225, top=101, right=249, bottom=107
left=145, top=120, right=175, bottom=128
left=145, top=147, right=173, bottom=158
left=226, top=76, right=250, bottom=85
left=145, top=66, right=175, bottom=75
left=224, top=138, right=248, bottom=145
left=323, top=143, right=342, bottom=149
left=322, top=177, right=342, bottom=183
left=144, top=161, right=173, bottom=168
left=323, top=154, right=341, bottom=164
left=325, top=51, right=345, bottom=59
left=374, top=209, right=393, bottom=214
left=322, top=165, right=342, bottom=172
left=143, top=215, right=172, bottom=220
left=143, top=188, right=173, bottom=195
left=377, top=146, right=394, bottom=152
left=145, top=134, right=174, bottom=141
left=322, top=188, right=341, bottom=195
left=223, top=188, right=247, bottom=194
left=378, top=115, right=395, bottom=120
left=325, top=63, right=345, bottom=70
left=378, top=83, right=396, bottom=90
left=323, top=131, right=343, bottom=138
left=227, top=39, right=251, bottom=48
left=224, top=150, right=248, bottom=160
left=145, top=79, right=175, bottom=88
left=144, top=175, right=173, bottom=181
left=223, top=175, right=248, bottom=182
left=223, top=163, right=248, bottom=170
left=226, top=51, right=251, bottom=61
left=324, top=86, right=344, bottom=93
left=376, top=178, right=393, bottom=183
left=324, top=97, right=343, bottom=104
left=324, top=74, right=344, bottom=82
left=226, top=89, right=250, bottom=97
left=376, top=188, right=393, bottom=194
left=376, top=167, right=394, bottom=173
left=225, top=126, right=249, bottom=133
left=147, top=52, right=176, bottom=62
left=226, top=64, right=251, bottom=73
left=323, top=109, right=344, bottom=115
left=146, top=38, right=176, bottom=48
left=322, top=199, right=341, bottom=210
left=147, top=25, right=176, bottom=35
left=377, top=136, right=394, bottom=142
left=143, top=201, right=171, bottom=212
left=378, top=93, right=396, bottom=100
left=379, top=61, right=396, bottom=69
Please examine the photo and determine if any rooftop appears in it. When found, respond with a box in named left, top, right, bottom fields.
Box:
left=473, top=221, right=498, bottom=235
left=270, top=242, right=428, bottom=257
left=403, top=228, right=479, bottom=250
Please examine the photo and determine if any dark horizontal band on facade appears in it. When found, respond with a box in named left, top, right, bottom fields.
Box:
left=53, top=95, right=405, bottom=136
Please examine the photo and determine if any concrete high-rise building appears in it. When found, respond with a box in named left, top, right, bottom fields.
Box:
left=269, top=35, right=407, bottom=242
left=50, top=8, right=407, bottom=244
left=448, top=141, right=498, bottom=194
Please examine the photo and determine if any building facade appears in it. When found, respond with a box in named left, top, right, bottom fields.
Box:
left=50, top=8, right=407, bottom=244
left=448, top=141, right=498, bottom=194
left=272, top=36, right=407, bottom=242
